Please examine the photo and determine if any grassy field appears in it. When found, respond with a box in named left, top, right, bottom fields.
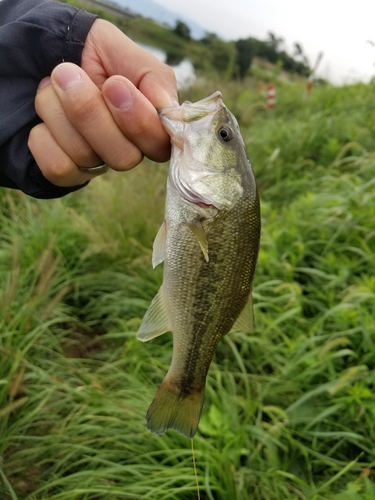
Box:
left=1, top=61, right=375, bottom=499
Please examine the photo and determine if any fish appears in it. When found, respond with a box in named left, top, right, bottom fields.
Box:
left=137, top=91, right=260, bottom=438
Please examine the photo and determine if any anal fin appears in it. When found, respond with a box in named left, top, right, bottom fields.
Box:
left=137, top=286, right=171, bottom=342
left=230, top=293, right=255, bottom=333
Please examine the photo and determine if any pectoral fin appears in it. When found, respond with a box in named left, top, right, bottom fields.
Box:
left=152, top=220, right=167, bottom=269
left=137, top=287, right=171, bottom=342
left=187, top=221, right=209, bottom=262
left=230, top=293, right=255, bottom=333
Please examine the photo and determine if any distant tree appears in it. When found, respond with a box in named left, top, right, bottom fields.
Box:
left=235, top=38, right=254, bottom=79
left=293, top=42, right=303, bottom=57
left=201, top=33, right=235, bottom=77
left=174, top=20, right=191, bottom=40
left=253, top=37, right=278, bottom=63
left=267, top=31, right=284, bottom=51
left=165, top=50, right=184, bottom=66
left=293, top=42, right=309, bottom=66
left=198, top=31, right=311, bottom=81
left=200, top=32, right=218, bottom=45
left=278, top=50, right=310, bottom=76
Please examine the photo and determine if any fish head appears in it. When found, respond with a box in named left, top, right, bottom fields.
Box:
left=159, top=92, right=248, bottom=211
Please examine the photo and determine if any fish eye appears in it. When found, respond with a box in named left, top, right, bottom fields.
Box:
left=217, top=126, right=233, bottom=142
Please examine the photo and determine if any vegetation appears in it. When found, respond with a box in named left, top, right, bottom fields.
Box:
left=173, top=20, right=191, bottom=41
left=234, top=33, right=310, bottom=81
left=61, top=0, right=310, bottom=80
left=1, top=70, right=375, bottom=499
left=2, top=2, right=375, bottom=499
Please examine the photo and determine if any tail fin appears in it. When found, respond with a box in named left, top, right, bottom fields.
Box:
left=146, top=379, right=205, bottom=438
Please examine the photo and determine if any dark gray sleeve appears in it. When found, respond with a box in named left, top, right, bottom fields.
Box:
left=0, top=0, right=98, bottom=198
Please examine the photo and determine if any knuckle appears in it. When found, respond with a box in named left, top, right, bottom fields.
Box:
left=34, top=85, right=58, bottom=119
left=28, top=124, right=80, bottom=187
left=34, top=92, right=43, bottom=116
left=47, top=159, right=74, bottom=181
left=73, top=138, right=98, bottom=165
left=68, top=94, right=100, bottom=123
left=162, top=65, right=176, bottom=83
left=27, top=126, right=38, bottom=150
left=28, top=123, right=45, bottom=152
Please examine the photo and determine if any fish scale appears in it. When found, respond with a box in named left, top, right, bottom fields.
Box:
left=137, top=92, right=261, bottom=437
left=166, top=193, right=259, bottom=389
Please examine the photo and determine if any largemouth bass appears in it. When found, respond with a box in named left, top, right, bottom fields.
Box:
left=138, top=92, right=260, bottom=438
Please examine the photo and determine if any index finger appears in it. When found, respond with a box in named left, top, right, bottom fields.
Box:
left=82, top=20, right=179, bottom=109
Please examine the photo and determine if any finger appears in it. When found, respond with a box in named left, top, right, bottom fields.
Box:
left=82, top=20, right=179, bottom=109
left=102, top=76, right=171, bottom=162
left=35, top=77, right=102, bottom=168
left=51, top=62, right=143, bottom=171
left=28, top=123, right=103, bottom=187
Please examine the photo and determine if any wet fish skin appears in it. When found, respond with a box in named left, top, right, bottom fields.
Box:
left=137, top=92, right=260, bottom=438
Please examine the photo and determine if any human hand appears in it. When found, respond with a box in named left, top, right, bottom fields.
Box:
left=28, top=19, right=178, bottom=187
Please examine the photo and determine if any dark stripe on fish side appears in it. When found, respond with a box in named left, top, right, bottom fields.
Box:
left=179, top=195, right=259, bottom=395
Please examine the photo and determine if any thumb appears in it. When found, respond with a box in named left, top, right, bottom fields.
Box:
left=81, top=19, right=178, bottom=109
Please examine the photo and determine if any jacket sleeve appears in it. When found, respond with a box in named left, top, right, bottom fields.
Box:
left=0, top=0, right=97, bottom=198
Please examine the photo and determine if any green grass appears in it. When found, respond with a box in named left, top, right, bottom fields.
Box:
left=1, top=74, right=375, bottom=498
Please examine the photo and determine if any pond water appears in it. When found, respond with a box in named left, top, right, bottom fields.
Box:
left=137, top=43, right=196, bottom=88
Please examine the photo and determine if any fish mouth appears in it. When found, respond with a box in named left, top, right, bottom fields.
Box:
left=159, top=92, right=226, bottom=146
left=159, top=91, right=225, bottom=125
left=182, top=91, right=224, bottom=121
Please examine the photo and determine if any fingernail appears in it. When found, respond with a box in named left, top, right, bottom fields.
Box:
left=106, top=80, right=133, bottom=110
left=53, top=63, right=82, bottom=90
left=37, top=77, right=51, bottom=90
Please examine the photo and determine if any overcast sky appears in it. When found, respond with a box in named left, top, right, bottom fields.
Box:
left=155, top=0, right=375, bottom=85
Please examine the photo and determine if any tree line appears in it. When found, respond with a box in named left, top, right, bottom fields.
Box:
left=174, top=21, right=310, bottom=79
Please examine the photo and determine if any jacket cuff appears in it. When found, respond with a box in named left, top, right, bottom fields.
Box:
left=64, top=8, right=98, bottom=65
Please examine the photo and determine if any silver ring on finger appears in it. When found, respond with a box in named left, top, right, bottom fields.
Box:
left=79, top=163, right=108, bottom=173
